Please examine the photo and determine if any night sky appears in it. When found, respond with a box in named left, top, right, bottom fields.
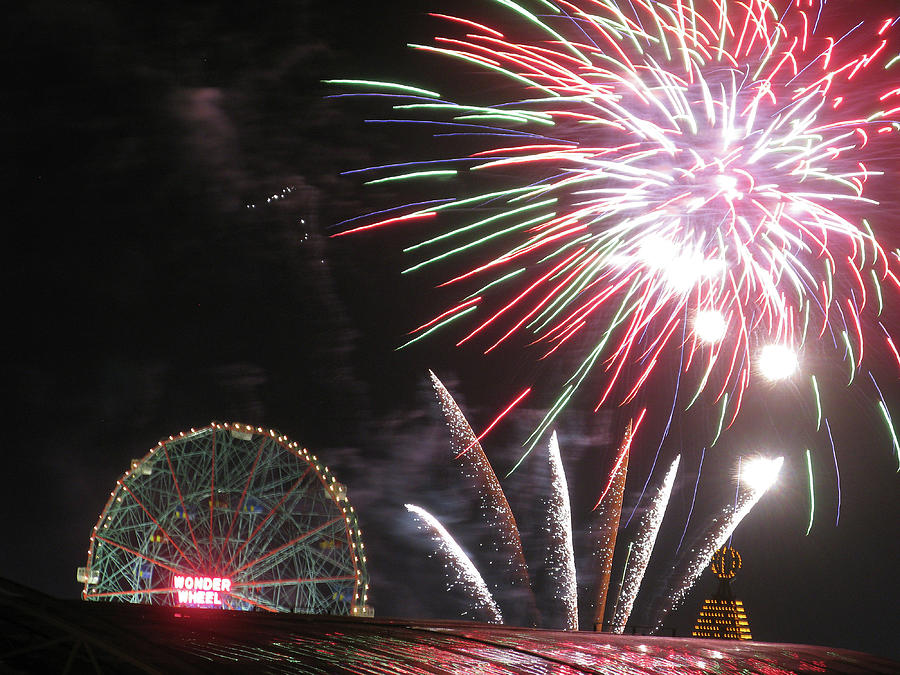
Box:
left=4, top=0, right=898, bottom=662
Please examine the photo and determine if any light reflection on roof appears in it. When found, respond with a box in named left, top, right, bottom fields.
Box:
left=0, top=578, right=895, bottom=675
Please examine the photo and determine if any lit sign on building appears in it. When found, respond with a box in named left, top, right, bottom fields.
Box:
left=172, top=575, right=232, bottom=606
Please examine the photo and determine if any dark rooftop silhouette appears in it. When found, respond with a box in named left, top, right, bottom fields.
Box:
left=1, top=577, right=896, bottom=674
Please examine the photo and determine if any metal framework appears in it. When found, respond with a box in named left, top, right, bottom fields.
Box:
left=79, top=422, right=370, bottom=615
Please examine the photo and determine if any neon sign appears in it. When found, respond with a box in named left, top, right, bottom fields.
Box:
left=173, top=575, right=232, bottom=606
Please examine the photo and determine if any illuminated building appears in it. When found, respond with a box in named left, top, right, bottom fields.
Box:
left=692, top=547, right=752, bottom=640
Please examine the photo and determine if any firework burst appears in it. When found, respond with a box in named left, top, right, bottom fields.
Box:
left=334, top=0, right=900, bottom=461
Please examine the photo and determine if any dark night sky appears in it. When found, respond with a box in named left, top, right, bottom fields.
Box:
left=3, top=0, right=898, bottom=662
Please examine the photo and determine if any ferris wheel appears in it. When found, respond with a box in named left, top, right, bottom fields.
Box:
left=78, top=422, right=371, bottom=615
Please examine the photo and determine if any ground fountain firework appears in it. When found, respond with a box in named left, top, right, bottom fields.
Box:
left=429, top=371, right=536, bottom=624
left=407, top=373, right=783, bottom=631
left=609, top=454, right=681, bottom=633
left=404, top=503, right=504, bottom=623
left=543, top=431, right=578, bottom=629
left=591, top=421, right=631, bottom=629
left=651, top=455, right=784, bottom=631
left=411, top=373, right=574, bottom=627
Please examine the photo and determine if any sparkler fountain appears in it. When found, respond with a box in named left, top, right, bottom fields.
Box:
left=591, top=420, right=632, bottom=630
left=610, top=454, right=681, bottom=633
left=542, top=431, right=578, bottom=629
left=652, top=455, right=783, bottom=631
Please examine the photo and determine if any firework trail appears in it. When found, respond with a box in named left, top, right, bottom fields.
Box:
left=405, top=504, right=503, bottom=623
left=652, top=455, right=783, bottom=631
left=429, top=371, right=537, bottom=623
left=869, top=369, right=900, bottom=466
left=334, top=0, right=900, bottom=461
left=591, top=420, right=632, bottom=630
left=610, top=540, right=634, bottom=627
left=804, top=449, right=816, bottom=536
left=824, top=418, right=841, bottom=526
left=542, top=431, right=578, bottom=629
left=610, top=454, right=681, bottom=634
left=676, top=447, right=706, bottom=552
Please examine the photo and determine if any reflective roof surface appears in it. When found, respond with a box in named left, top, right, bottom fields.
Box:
left=1, top=577, right=896, bottom=674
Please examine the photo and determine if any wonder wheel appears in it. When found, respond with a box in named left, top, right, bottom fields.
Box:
left=78, top=422, right=371, bottom=615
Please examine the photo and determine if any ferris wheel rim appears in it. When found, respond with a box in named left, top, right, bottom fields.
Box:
left=81, top=421, right=370, bottom=615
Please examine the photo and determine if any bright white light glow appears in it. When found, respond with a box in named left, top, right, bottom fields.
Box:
left=740, top=456, right=784, bottom=493
left=638, top=237, right=724, bottom=293
left=715, top=173, right=741, bottom=201
left=758, top=344, right=799, bottom=380
left=639, top=236, right=678, bottom=269
left=694, top=310, right=728, bottom=343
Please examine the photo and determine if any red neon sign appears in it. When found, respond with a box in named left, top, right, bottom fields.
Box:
left=173, top=575, right=232, bottom=606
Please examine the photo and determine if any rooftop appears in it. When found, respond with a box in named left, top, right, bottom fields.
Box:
left=1, top=577, right=895, bottom=674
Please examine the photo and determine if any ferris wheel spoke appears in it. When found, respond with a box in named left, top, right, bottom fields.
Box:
left=233, top=513, right=304, bottom=571
left=236, top=507, right=339, bottom=578
left=240, top=539, right=325, bottom=585
left=221, top=465, right=313, bottom=570
left=163, top=444, right=202, bottom=556
left=232, top=575, right=356, bottom=589
left=232, top=515, right=344, bottom=576
left=235, top=520, right=344, bottom=582
left=213, top=436, right=268, bottom=572
left=94, top=552, right=143, bottom=592
left=290, top=533, right=356, bottom=577
left=119, top=484, right=201, bottom=574
left=239, top=472, right=337, bottom=563
left=95, top=534, right=185, bottom=576
left=310, top=546, right=357, bottom=577
left=83, top=587, right=179, bottom=600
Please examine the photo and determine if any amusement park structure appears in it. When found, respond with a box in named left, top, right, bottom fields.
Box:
left=692, top=547, right=752, bottom=640
left=77, top=422, right=371, bottom=616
